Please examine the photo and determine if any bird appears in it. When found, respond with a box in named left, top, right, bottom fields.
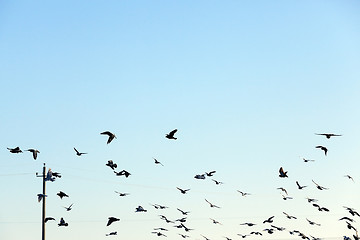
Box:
left=283, top=212, right=297, bottom=219
left=63, top=203, right=73, bottom=211
left=151, top=231, right=167, bottom=237
left=52, top=172, right=61, bottom=178
left=263, top=216, right=275, bottom=224
left=339, top=216, right=355, bottom=222
left=313, top=203, right=330, bottom=212
left=57, top=191, right=69, bottom=199
left=26, top=149, right=40, bottom=160
left=180, top=223, right=193, bottom=231
left=315, top=145, right=328, bottom=156
left=7, top=147, right=22, bottom=153
left=312, top=180, right=329, bottom=190
left=210, top=218, right=222, bottom=225
left=114, top=191, right=129, bottom=197
left=279, top=167, right=288, bottom=178
left=37, top=194, right=47, bottom=202
left=306, top=197, right=318, bottom=203
left=212, top=179, right=224, bottom=185
left=237, top=190, right=251, bottom=196
left=263, top=228, right=274, bottom=234
left=302, top=158, right=315, bottom=163
left=154, top=227, right=168, bottom=231
left=58, top=217, right=68, bottom=227
left=344, top=206, right=360, bottom=217
left=250, top=231, right=262, bottom=236
left=296, top=181, right=307, bottom=190
left=271, top=225, right=285, bottom=231
left=344, top=175, right=355, bottom=182
left=315, top=133, right=342, bottom=139
left=106, top=160, right=117, bottom=170
left=44, top=217, right=55, bottom=223
left=205, top=199, right=220, bottom=208
left=176, top=187, right=190, bottom=194
left=114, top=170, right=131, bottom=178
left=277, top=187, right=288, bottom=195
left=153, top=157, right=164, bottom=166
left=165, top=129, right=178, bottom=140
left=237, top=234, right=250, bottom=238
left=201, top=234, right=211, bottom=240
left=240, top=222, right=256, bottom=227
left=205, top=171, right=216, bottom=177
left=282, top=195, right=293, bottom=200
left=101, top=131, right=116, bottom=144
left=306, top=218, right=321, bottom=226
left=73, top=147, right=87, bottom=156
left=177, top=208, right=190, bottom=215
left=176, top=217, right=187, bottom=223
left=178, top=234, right=190, bottom=238
left=194, top=174, right=206, bottom=179
left=106, top=232, right=117, bottom=236
left=107, top=217, right=120, bottom=226
left=135, top=206, right=147, bottom=212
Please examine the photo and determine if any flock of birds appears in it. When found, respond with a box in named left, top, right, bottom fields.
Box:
left=6, top=130, right=360, bottom=240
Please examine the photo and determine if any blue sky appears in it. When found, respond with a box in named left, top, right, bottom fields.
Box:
left=1, top=1, right=360, bottom=240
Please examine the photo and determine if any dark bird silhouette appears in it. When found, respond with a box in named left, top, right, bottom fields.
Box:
left=277, top=187, right=288, bottom=195
left=315, top=145, right=328, bottom=156
left=201, top=234, right=211, bottom=240
left=152, top=231, right=167, bottom=237
left=153, top=157, right=164, bottom=166
left=165, top=129, right=177, bottom=140
left=240, top=222, right=256, bottom=227
left=114, top=170, right=131, bottom=178
left=176, top=187, right=190, bottom=194
left=306, top=218, right=321, bottom=226
left=63, top=203, right=73, bottom=211
left=107, top=217, right=120, bottom=226
left=194, top=174, right=206, bottom=179
left=296, top=181, right=307, bottom=190
left=263, top=216, right=275, bottom=224
left=179, top=234, right=190, bottom=238
left=306, top=197, right=318, bottom=203
left=44, top=217, right=55, bottom=223
left=106, top=160, right=117, bottom=170
left=26, top=149, right=40, bottom=159
left=263, top=228, right=274, bottom=234
left=205, top=199, right=220, bottom=208
left=205, top=171, right=216, bottom=177
left=58, top=217, right=68, bottom=227
left=101, top=131, right=116, bottom=144
left=177, top=208, right=190, bottom=215
left=135, top=206, right=147, bottom=212
left=279, top=167, right=288, bottom=178
left=282, top=195, right=293, bottom=200
left=344, top=175, right=355, bottom=182
left=52, top=172, right=61, bottom=178
left=250, top=231, right=262, bottom=236
left=237, top=234, right=250, bottom=238
left=346, top=221, right=357, bottom=231
left=57, top=191, right=69, bottom=199
left=212, top=179, right=224, bottom=185
left=237, top=190, right=251, bottom=197
left=180, top=223, right=193, bottom=231
left=302, top=158, right=315, bottom=163
left=176, top=217, right=187, bottom=223
left=315, top=133, right=342, bottom=139
left=283, top=212, right=297, bottom=219
left=339, top=216, right=355, bottom=222
left=210, top=218, right=222, bottom=225
left=312, top=180, right=329, bottom=190
left=114, top=191, right=129, bottom=197
left=313, top=203, right=330, bottom=212
left=344, top=206, right=360, bottom=217
left=7, top=147, right=22, bottom=153
left=37, top=194, right=47, bottom=202
left=154, top=227, right=168, bottom=231
left=74, top=147, right=87, bottom=156
left=106, top=232, right=117, bottom=236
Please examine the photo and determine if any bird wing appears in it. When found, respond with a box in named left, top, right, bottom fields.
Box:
left=169, top=129, right=177, bottom=136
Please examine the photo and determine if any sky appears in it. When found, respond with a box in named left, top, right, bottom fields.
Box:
left=1, top=1, right=360, bottom=239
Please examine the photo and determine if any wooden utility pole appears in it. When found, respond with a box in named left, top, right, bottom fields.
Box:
left=37, top=163, right=46, bottom=240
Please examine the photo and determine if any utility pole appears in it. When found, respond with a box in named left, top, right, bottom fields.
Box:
left=36, top=163, right=46, bottom=240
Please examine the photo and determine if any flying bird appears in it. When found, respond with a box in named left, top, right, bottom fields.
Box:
left=58, top=217, right=68, bottom=227
left=283, top=212, right=297, bottom=219
left=279, top=167, right=288, bottom=178
left=114, top=170, right=131, bottom=178
left=296, top=181, right=307, bottom=190
left=205, top=171, right=216, bottom=177
left=344, top=175, right=355, bottom=182
left=237, top=190, right=251, bottom=197
left=177, top=208, right=190, bottom=215
left=7, top=147, right=22, bottom=153
left=37, top=194, right=47, bottom=202
left=107, top=217, right=120, bottom=226
left=194, top=174, right=206, bottom=180
left=153, top=157, right=164, bottom=166
left=63, top=203, right=73, bottom=211
left=212, top=179, right=224, bottom=185
left=57, top=191, right=69, bottom=199
left=263, top=216, right=275, bottom=224
left=176, top=187, right=190, bottom=194
left=101, top=131, right=116, bottom=144
left=151, top=231, right=167, bottom=237
left=106, top=160, right=117, bottom=170
left=315, top=133, right=342, bottom=139
left=277, top=187, right=288, bottom=195
left=306, top=218, right=321, bottom=226
left=135, top=206, right=147, bottom=212
left=315, top=146, right=328, bottom=156
left=240, top=222, right=256, bottom=227
left=312, top=180, right=329, bottom=190
left=210, top=218, right=222, bottom=225
left=45, top=217, right=55, bottom=223
left=114, top=191, right=129, bottom=197
left=165, top=129, right=177, bottom=140
left=302, top=158, right=315, bottom=163
left=282, top=195, right=293, bottom=200
left=26, top=149, right=40, bottom=160
left=106, top=232, right=117, bottom=236
left=74, top=147, right=87, bottom=156
left=205, top=199, right=220, bottom=208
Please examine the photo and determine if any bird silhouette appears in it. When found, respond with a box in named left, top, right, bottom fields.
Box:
left=312, top=180, right=329, bottom=190
left=283, top=212, right=297, bottom=219
left=279, top=167, right=288, bottom=178
left=106, top=232, right=117, bottom=236
left=240, top=222, right=256, bottom=227
left=101, top=131, right=116, bottom=144
left=44, top=217, right=55, bottom=223
left=263, top=216, right=275, bottom=224
left=306, top=218, right=321, bottom=226
left=205, top=171, right=216, bottom=177
left=152, top=231, right=167, bottom=237
left=315, top=145, right=328, bottom=156
left=315, top=133, right=342, bottom=139
left=26, top=149, right=40, bottom=160
left=344, top=175, right=355, bottom=182
left=74, top=147, right=87, bottom=156
left=237, top=190, right=251, bottom=197
left=177, top=208, right=190, bottom=215
left=205, top=199, right=220, bottom=208
left=7, top=147, right=22, bottom=153
left=107, top=217, right=120, bottom=226
left=114, top=191, right=129, bottom=197
left=114, top=170, right=131, bottom=178
left=212, top=179, right=224, bottom=185
left=282, top=195, right=293, bottom=200
left=210, top=218, right=222, bottom=225
left=306, top=197, right=318, bottom=203
left=58, top=217, right=68, bottom=227
left=63, top=203, right=73, bottom=211
left=194, top=174, right=206, bottom=180
left=57, top=191, right=69, bottom=199
left=302, top=158, right=315, bottom=163
left=277, top=187, right=288, bottom=195
left=106, top=160, right=117, bottom=170
left=37, top=194, right=47, bottom=202
left=165, top=129, right=177, bottom=140
left=135, top=206, right=147, bottom=212
left=296, top=181, right=307, bottom=190
left=153, top=157, right=164, bottom=166
left=176, top=187, right=190, bottom=194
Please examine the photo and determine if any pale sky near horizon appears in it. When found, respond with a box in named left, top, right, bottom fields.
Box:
left=1, top=1, right=360, bottom=240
